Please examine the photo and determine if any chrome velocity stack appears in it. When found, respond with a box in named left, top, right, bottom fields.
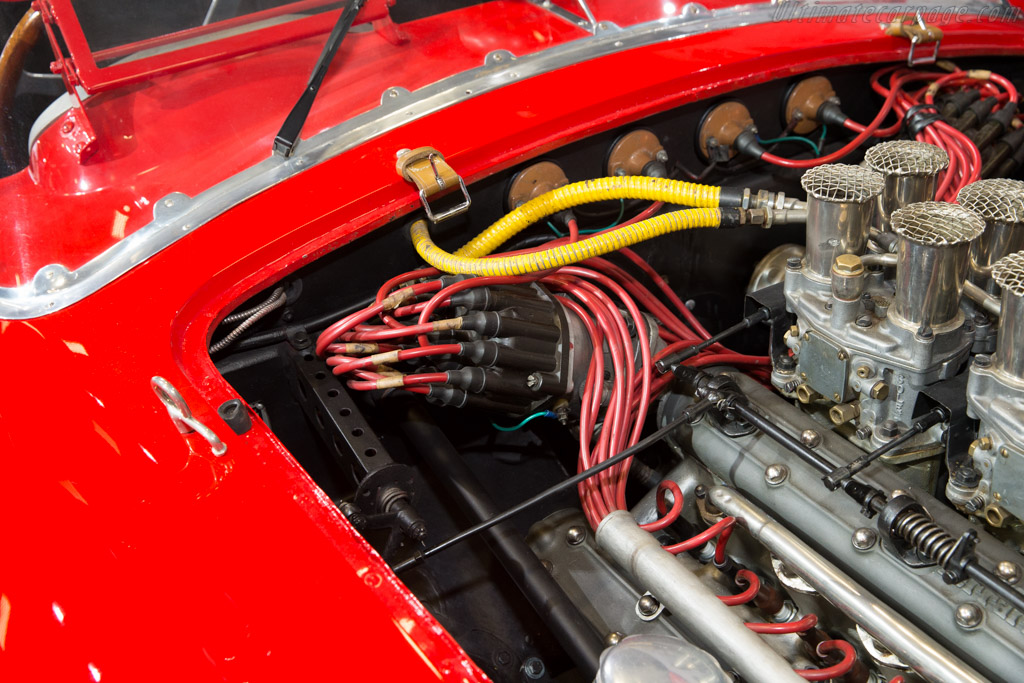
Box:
left=958, top=179, right=1024, bottom=293
left=866, top=140, right=949, bottom=232
left=800, top=164, right=883, bottom=280
left=892, top=202, right=986, bottom=332
left=992, top=251, right=1024, bottom=380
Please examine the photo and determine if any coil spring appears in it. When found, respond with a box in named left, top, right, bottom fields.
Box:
left=893, top=511, right=958, bottom=569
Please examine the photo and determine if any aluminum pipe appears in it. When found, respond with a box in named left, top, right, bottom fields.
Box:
left=595, top=510, right=804, bottom=683
left=707, top=487, right=986, bottom=683
left=993, top=251, right=1024, bottom=380
left=959, top=179, right=1024, bottom=294
left=800, top=164, right=883, bottom=281
left=891, top=202, right=985, bottom=331
left=866, top=140, right=948, bottom=232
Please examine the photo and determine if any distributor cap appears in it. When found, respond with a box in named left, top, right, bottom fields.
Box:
left=957, top=179, right=1024, bottom=224
left=993, top=251, right=1024, bottom=296
left=892, top=201, right=986, bottom=246
left=865, top=140, right=949, bottom=176
left=800, top=164, right=883, bottom=203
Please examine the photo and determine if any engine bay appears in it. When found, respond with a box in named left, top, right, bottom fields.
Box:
left=212, top=60, right=1024, bottom=682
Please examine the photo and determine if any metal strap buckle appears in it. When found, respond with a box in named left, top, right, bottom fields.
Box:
left=396, top=146, right=471, bottom=223
left=885, top=13, right=943, bottom=67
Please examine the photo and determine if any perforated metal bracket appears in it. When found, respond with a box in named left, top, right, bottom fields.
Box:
left=151, top=376, right=227, bottom=456
left=396, top=146, right=471, bottom=223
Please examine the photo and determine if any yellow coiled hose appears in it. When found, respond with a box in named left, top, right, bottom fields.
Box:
left=455, top=176, right=722, bottom=258
left=411, top=208, right=722, bottom=277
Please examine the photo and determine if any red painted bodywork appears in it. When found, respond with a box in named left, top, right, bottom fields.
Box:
left=2, top=2, right=1024, bottom=680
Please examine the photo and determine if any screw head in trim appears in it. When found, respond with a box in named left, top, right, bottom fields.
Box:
left=801, top=429, right=822, bottom=448
left=637, top=595, right=660, bottom=617
left=566, top=526, right=587, bottom=546
left=851, top=527, right=877, bottom=551
left=997, top=561, right=1022, bottom=585
left=954, top=602, right=983, bottom=629
left=765, top=463, right=789, bottom=486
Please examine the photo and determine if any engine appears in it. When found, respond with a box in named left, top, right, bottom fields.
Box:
left=215, top=62, right=1024, bottom=683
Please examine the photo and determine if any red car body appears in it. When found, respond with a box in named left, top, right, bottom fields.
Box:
left=2, top=1, right=1023, bottom=680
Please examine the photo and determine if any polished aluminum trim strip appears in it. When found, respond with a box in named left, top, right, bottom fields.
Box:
left=1, top=0, right=1009, bottom=319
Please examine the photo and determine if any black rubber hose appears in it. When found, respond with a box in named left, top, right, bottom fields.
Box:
left=399, top=404, right=605, bottom=677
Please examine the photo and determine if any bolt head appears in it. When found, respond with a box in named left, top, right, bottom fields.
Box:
left=833, top=253, right=864, bottom=276
left=604, top=632, right=626, bottom=647
left=566, top=526, right=587, bottom=546
left=955, top=602, right=983, bottom=629
left=765, top=463, right=789, bottom=486
left=787, top=257, right=803, bottom=270
left=655, top=149, right=670, bottom=163
left=855, top=425, right=873, bottom=440
left=852, top=527, right=877, bottom=551
left=878, top=420, right=900, bottom=439
left=997, top=561, right=1022, bottom=585
left=637, top=595, right=660, bottom=616
left=522, top=657, right=545, bottom=680
left=801, top=429, right=822, bottom=448
left=869, top=381, right=890, bottom=401
left=855, top=315, right=873, bottom=328
left=975, top=354, right=992, bottom=368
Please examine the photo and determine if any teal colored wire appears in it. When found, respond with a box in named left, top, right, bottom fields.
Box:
left=546, top=199, right=626, bottom=237
left=492, top=410, right=557, bottom=431
left=601, top=199, right=627, bottom=230
left=757, top=134, right=820, bottom=155
left=816, top=124, right=828, bottom=154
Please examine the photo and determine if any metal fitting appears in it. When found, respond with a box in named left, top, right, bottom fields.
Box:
left=852, top=527, right=878, bottom=551
left=878, top=420, right=901, bottom=439
left=997, top=561, right=1022, bottom=585
left=829, top=402, right=861, bottom=425
left=833, top=253, right=865, bottom=276
left=796, top=384, right=821, bottom=404
left=869, top=381, right=890, bottom=400
left=954, top=603, right=984, bottom=630
left=637, top=594, right=661, bottom=617
left=566, top=526, right=587, bottom=546
left=800, top=429, right=822, bottom=448
left=765, top=463, right=789, bottom=487
left=604, top=632, right=626, bottom=647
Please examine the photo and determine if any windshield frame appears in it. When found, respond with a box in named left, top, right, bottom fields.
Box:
left=43, top=0, right=355, bottom=93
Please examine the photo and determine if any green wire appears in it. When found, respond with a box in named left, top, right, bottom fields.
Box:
left=547, top=199, right=627, bottom=237
left=757, top=134, right=821, bottom=154
left=492, top=410, right=557, bottom=431
left=817, top=124, right=828, bottom=155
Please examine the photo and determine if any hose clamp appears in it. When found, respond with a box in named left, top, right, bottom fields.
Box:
left=396, top=146, right=472, bottom=223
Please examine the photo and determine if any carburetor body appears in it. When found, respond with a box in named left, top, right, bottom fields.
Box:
left=776, top=156, right=985, bottom=485
left=964, top=251, right=1024, bottom=527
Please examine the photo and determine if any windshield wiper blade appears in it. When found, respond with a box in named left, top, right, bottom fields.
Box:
left=273, top=0, right=368, bottom=157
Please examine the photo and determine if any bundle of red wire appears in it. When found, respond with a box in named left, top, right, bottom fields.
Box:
left=316, top=202, right=770, bottom=526
left=762, top=65, right=1019, bottom=201
left=313, top=203, right=875, bottom=679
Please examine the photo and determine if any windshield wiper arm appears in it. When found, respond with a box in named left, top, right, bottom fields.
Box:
left=273, top=0, right=367, bottom=157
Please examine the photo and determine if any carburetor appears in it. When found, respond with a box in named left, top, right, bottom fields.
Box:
left=962, top=251, right=1024, bottom=528
left=775, top=155, right=986, bottom=486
